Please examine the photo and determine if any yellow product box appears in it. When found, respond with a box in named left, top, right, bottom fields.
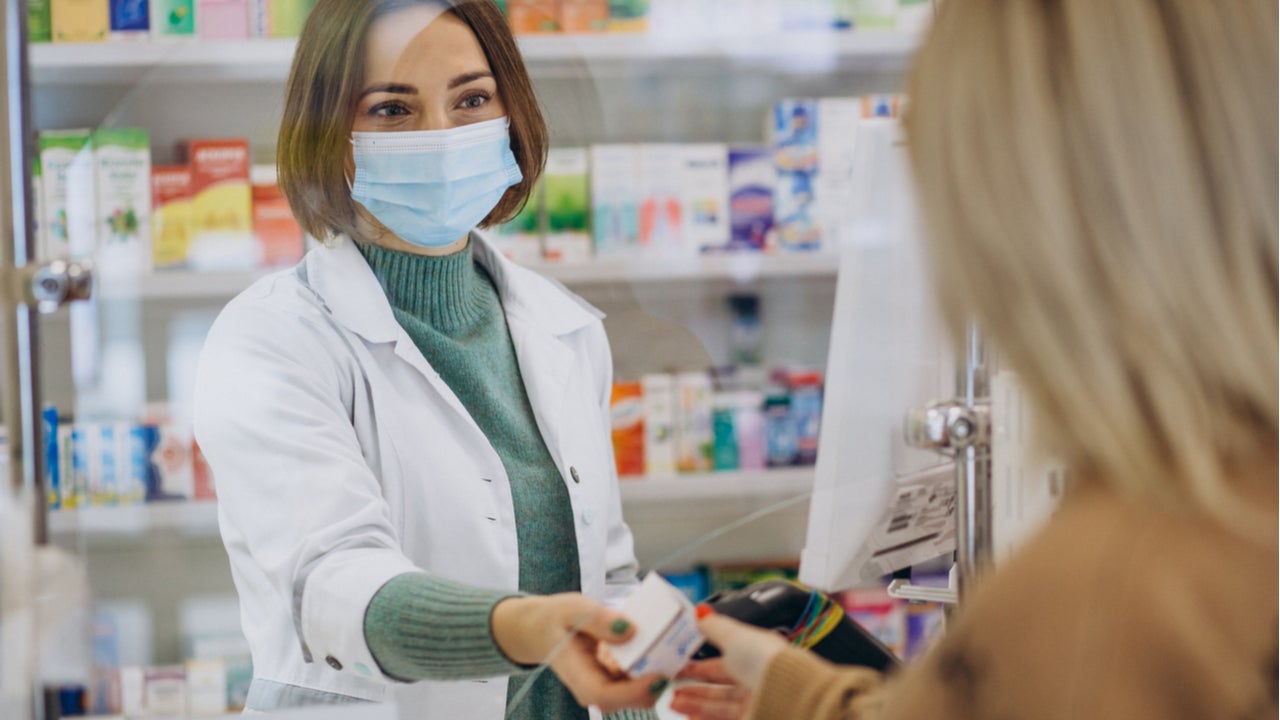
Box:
left=182, top=138, right=255, bottom=270
left=52, top=0, right=109, bottom=42
left=151, top=165, right=192, bottom=270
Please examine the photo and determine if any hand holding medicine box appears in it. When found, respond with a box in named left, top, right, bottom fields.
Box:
left=610, top=573, right=704, bottom=679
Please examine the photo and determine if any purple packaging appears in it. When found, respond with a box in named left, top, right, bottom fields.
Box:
left=726, top=146, right=775, bottom=251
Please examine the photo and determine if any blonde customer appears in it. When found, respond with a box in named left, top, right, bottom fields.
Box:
left=672, top=1, right=1279, bottom=718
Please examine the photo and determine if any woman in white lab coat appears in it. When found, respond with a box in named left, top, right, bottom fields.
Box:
left=193, top=1, right=663, bottom=717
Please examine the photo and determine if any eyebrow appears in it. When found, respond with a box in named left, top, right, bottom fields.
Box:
left=447, top=70, right=493, bottom=90
left=359, top=83, right=417, bottom=98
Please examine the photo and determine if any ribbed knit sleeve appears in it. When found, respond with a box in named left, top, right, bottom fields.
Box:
left=606, top=709, right=661, bottom=720
left=364, top=572, right=527, bottom=681
left=748, top=648, right=885, bottom=720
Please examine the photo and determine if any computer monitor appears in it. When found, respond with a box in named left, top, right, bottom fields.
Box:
left=798, top=119, right=958, bottom=592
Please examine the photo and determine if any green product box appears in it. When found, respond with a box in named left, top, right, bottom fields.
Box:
left=543, top=147, right=590, bottom=262
left=151, top=0, right=194, bottom=37
left=29, top=0, right=52, bottom=42
left=607, top=0, right=648, bottom=32
left=92, top=128, right=151, bottom=272
left=492, top=178, right=542, bottom=264
left=270, top=0, right=317, bottom=38
left=39, top=129, right=94, bottom=261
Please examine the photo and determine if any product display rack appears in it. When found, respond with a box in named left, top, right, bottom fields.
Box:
left=47, top=467, right=815, bottom=542
left=30, top=32, right=918, bottom=85
left=20, top=12, right=924, bottom=706
left=88, top=252, right=840, bottom=300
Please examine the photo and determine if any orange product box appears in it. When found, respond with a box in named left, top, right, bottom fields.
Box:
left=610, top=381, right=645, bottom=477
left=560, top=0, right=608, bottom=33
left=182, top=138, right=254, bottom=269
left=508, top=0, right=559, bottom=34
left=151, top=165, right=193, bottom=270
left=251, top=165, right=304, bottom=267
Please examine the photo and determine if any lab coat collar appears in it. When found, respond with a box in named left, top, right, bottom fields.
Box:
left=303, top=231, right=603, bottom=346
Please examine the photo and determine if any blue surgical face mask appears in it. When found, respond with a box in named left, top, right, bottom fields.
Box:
left=350, top=116, right=523, bottom=248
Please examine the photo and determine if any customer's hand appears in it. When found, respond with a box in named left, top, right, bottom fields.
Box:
left=693, top=614, right=791, bottom=690
left=668, top=615, right=789, bottom=719
left=491, top=593, right=666, bottom=713
left=670, top=658, right=753, bottom=720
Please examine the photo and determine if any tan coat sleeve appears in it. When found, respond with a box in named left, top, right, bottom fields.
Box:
left=748, top=648, right=887, bottom=720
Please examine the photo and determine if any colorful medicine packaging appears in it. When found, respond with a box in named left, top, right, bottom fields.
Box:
left=507, top=0, right=559, bottom=33
left=197, top=0, right=248, bottom=39
left=52, top=0, right=109, bottom=41
left=268, top=0, right=318, bottom=37
left=182, top=138, right=254, bottom=271
left=678, top=144, right=730, bottom=253
left=726, top=146, right=775, bottom=251
left=542, top=147, right=591, bottom=263
left=151, top=165, right=193, bottom=270
left=590, top=144, right=640, bottom=256
left=637, top=144, right=685, bottom=254
left=611, top=573, right=704, bottom=678
left=39, top=129, right=96, bottom=260
left=492, top=177, right=542, bottom=264
left=641, top=373, right=676, bottom=476
left=28, top=0, right=52, bottom=42
left=675, top=371, right=713, bottom=473
left=770, top=99, right=822, bottom=251
left=150, top=0, right=194, bottom=38
left=250, top=164, right=304, bottom=268
left=94, top=127, right=152, bottom=275
left=110, top=0, right=150, bottom=39
left=559, top=0, right=608, bottom=32
left=610, top=381, right=644, bottom=477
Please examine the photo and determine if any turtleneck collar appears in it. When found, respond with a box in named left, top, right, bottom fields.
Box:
left=356, top=239, right=497, bottom=334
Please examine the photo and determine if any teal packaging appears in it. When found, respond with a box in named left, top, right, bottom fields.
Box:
left=712, top=400, right=739, bottom=471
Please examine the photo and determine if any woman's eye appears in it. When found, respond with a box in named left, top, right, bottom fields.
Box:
left=459, top=93, right=490, bottom=110
left=370, top=102, right=410, bottom=118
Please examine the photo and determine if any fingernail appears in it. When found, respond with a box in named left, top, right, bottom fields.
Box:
left=610, top=618, right=631, bottom=635
left=649, top=679, right=669, bottom=696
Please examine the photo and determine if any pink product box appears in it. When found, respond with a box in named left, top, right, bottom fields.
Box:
left=197, top=0, right=249, bottom=38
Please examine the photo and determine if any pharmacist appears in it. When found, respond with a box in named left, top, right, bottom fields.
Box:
left=193, top=1, right=662, bottom=718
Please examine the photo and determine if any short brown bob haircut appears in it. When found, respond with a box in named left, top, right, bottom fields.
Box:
left=277, top=0, right=548, bottom=242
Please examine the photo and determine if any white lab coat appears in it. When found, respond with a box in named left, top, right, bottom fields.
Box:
left=193, top=233, right=640, bottom=719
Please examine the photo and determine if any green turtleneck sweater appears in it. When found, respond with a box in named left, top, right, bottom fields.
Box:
left=356, top=241, right=654, bottom=720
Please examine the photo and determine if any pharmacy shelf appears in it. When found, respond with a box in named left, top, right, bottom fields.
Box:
left=103, top=252, right=840, bottom=300
left=48, top=500, right=222, bottom=540
left=617, top=466, right=813, bottom=504
left=47, top=468, right=813, bottom=541
left=29, top=31, right=918, bottom=85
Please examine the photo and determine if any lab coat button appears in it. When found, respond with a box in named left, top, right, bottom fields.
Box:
left=581, top=509, right=593, bottom=526
left=325, top=656, right=343, bottom=671
left=570, top=466, right=581, bottom=483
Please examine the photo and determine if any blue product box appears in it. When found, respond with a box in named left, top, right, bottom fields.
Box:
left=68, top=425, right=90, bottom=508
left=726, top=146, right=775, bottom=251
left=42, top=406, right=59, bottom=510
left=122, top=425, right=148, bottom=504
left=98, top=424, right=119, bottom=505
left=110, top=0, right=150, bottom=33
left=660, top=568, right=710, bottom=605
left=771, top=100, right=822, bottom=250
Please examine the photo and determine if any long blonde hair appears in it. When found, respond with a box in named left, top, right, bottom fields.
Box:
left=905, top=0, right=1278, bottom=535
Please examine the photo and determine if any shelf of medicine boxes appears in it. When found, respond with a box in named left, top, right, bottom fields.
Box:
left=100, top=252, right=841, bottom=301
left=28, top=31, right=918, bottom=85
left=46, top=467, right=814, bottom=541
